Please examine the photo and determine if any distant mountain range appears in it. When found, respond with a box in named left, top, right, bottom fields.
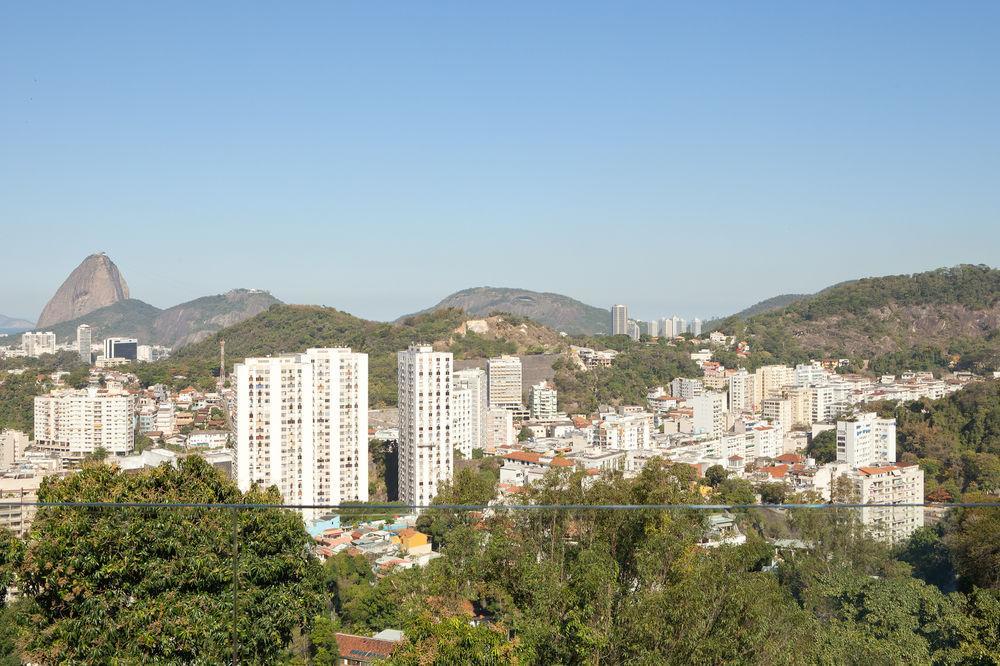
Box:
left=400, top=287, right=610, bottom=335
left=44, top=289, right=282, bottom=349
left=5, top=253, right=282, bottom=349
left=0, top=315, right=35, bottom=336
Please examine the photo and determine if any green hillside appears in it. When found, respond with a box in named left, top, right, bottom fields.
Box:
left=715, top=265, right=1000, bottom=374
left=136, top=305, right=562, bottom=405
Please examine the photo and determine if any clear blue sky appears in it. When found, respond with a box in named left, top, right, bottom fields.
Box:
left=2, top=2, right=999, bottom=323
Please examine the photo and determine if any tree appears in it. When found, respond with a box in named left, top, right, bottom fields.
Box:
left=945, top=494, right=1000, bottom=592
left=17, top=457, right=323, bottom=663
left=894, top=526, right=955, bottom=591
left=385, top=615, right=517, bottom=665
left=517, top=426, right=532, bottom=442
left=757, top=482, right=788, bottom=505
left=704, top=465, right=728, bottom=487
left=716, top=478, right=756, bottom=505
left=806, top=429, right=837, bottom=464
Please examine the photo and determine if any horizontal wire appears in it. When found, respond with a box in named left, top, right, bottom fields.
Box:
left=0, top=501, right=997, bottom=511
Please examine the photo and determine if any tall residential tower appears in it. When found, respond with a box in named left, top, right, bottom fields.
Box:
left=398, top=345, right=453, bottom=506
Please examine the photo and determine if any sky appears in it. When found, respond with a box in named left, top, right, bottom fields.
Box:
left=2, top=2, right=999, bottom=323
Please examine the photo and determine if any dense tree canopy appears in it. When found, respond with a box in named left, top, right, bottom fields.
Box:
left=9, top=457, right=322, bottom=663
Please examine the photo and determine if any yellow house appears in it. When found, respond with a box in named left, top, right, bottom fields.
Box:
left=398, top=528, right=431, bottom=555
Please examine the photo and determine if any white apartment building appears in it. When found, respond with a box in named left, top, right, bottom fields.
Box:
left=529, top=381, right=558, bottom=421
left=692, top=318, right=703, bottom=337
left=34, top=387, right=135, bottom=459
left=155, top=402, right=176, bottom=436
left=727, top=369, right=755, bottom=413
left=486, top=407, right=515, bottom=450
left=597, top=412, right=653, bottom=450
left=852, top=464, right=924, bottom=543
left=837, top=412, right=897, bottom=468
left=452, top=368, right=486, bottom=459
left=22, top=331, right=56, bottom=357
left=671, top=377, right=705, bottom=400
left=611, top=305, right=628, bottom=336
left=235, top=348, right=369, bottom=516
left=692, top=392, right=726, bottom=436
left=795, top=362, right=832, bottom=386
left=660, top=317, right=674, bottom=338
left=487, top=355, right=523, bottom=413
left=647, top=320, right=659, bottom=338
left=398, top=346, right=453, bottom=506
left=76, top=325, right=92, bottom=363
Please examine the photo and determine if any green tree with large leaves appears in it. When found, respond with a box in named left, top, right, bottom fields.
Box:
left=17, top=457, right=323, bottom=664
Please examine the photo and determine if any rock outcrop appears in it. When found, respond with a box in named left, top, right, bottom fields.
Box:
left=37, top=254, right=130, bottom=328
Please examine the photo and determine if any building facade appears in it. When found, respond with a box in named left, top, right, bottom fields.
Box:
left=487, top=355, right=523, bottom=413
left=452, top=368, right=486, bottom=459
left=529, top=381, right=558, bottom=421
left=611, top=305, right=628, bottom=336
left=76, top=324, right=93, bottom=363
left=33, top=387, right=135, bottom=460
left=398, top=346, right=453, bottom=506
left=235, top=348, right=369, bottom=516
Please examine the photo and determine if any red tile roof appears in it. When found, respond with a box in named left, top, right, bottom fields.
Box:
left=775, top=453, right=804, bottom=463
left=335, top=632, right=400, bottom=662
left=504, top=451, right=541, bottom=463
left=759, top=464, right=789, bottom=479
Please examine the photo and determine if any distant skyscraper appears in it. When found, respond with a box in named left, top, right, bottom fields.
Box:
left=692, top=318, right=703, bottom=336
left=660, top=317, right=673, bottom=338
left=104, top=337, right=138, bottom=361
left=677, top=318, right=687, bottom=335
left=611, top=304, right=628, bottom=335
left=76, top=325, right=92, bottom=363
left=235, top=348, right=369, bottom=517
left=626, top=320, right=641, bottom=341
left=647, top=320, right=659, bottom=338
left=398, top=345, right=453, bottom=506
left=672, top=316, right=682, bottom=336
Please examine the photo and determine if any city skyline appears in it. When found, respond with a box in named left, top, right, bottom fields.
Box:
left=3, top=4, right=1000, bottom=321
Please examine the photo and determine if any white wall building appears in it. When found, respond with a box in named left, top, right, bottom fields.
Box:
left=22, top=332, right=56, bottom=358
left=597, top=412, right=653, bottom=450
left=727, top=369, right=756, bottom=413
left=486, top=407, right=515, bottom=450
left=235, top=348, right=369, bottom=516
left=76, top=325, right=92, bottom=363
left=671, top=377, right=705, bottom=400
left=837, top=412, right=897, bottom=468
left=852, top=464, right=924, bottom=543
left=529, top=381, right=558, bottom=421
left=33, top=387, right=135, bottom=459
left=398, top=346, right=453, bottom=506
left=611, top=305, right=628, bottom=336
left=452, top=368, right=486, bottom=459
left=692, top=392, right=726, bottom=436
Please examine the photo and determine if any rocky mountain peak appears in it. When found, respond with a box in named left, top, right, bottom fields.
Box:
left=36, top=253, right=130, bottom=328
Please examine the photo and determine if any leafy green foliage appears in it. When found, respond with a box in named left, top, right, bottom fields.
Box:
left=16, top=457, right=323, bottom=663
left=553, top=338, right=700, bottom=411
left=872, top=380, right=1000, bottom=494
left=806, top=429, right=838, bottom=464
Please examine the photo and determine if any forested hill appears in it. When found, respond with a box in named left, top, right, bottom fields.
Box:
left=714, top=265, right=1000, bottom=374
left=136, top=305, right=564, bottom=405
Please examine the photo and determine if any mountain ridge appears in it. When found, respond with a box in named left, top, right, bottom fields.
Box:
left=400, top=286, right=609, bottom=335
